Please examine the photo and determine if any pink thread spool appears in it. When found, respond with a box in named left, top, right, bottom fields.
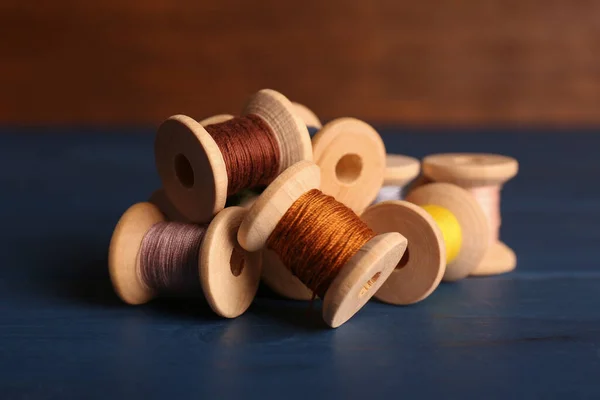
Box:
left=422, top=153, right=519, bottom=276
left=108, top=202, right=262, bottom=318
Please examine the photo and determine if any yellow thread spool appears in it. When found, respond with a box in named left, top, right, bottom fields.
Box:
left=421, top=205, right=462, bottom=264
left=405, top=182, right=489, bottom=281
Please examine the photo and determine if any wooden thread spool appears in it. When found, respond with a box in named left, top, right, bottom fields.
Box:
left=422, top=153, right=519, bottom=276
left=257, top=183, right=482, bottom=303
left=198, top=114, right=235, bottom=126
left=151, top=115, right=257, bottom=222
left=108, top=203, right=262, bottom=318
left=401, top=182, right=489, bottom=281
left=237, top=161, right=406, bottom=328
left=375, top=154, right=421, bottom=203
left=291, top=102, right=386, bottom=214
left=312, top=118, right=386, bottom=214
left=256, top=102, right=319, bottom=300
left=361, top=200, right=446, bottom=304
left=365, top=171, right=487, bottom=302
left=256, top=188, right=445, bottom=305
left=201, top=114, right=263, bottom=209
left=259, top=106, right=388, bottom=301
left=155, top=89, right=312, bottom=224
left=292, top=102, right=322, bottom=130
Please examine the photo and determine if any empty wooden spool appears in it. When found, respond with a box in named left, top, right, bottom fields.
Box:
left=312, top=118, right=387, bottom=215
left=290, top=102, right=387, bottom=214
left=360, top=200, right=446, bottom=304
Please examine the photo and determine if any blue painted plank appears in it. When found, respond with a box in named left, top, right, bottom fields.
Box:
left=0, top=128, right=598, bottom=399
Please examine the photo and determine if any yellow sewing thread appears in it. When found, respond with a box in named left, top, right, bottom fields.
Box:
left=421, top=205, right=462, bottom=264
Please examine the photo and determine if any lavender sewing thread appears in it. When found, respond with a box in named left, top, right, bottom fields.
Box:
left=375, top=186, right=404, bottom=203
left=139, top=222, right=206, bottom=293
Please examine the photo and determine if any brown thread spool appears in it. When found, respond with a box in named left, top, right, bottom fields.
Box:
left=422, top=153, right=519, bottom=276
left=108, top=203, right=262, bottom=318
left=155, top=89, right=312, bottom=224
left=237, top=161, right=406, bottom=328
left=150, top=115, right=258, bottom=223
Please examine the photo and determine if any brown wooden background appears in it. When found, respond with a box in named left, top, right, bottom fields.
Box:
left=1, top=0, right=599, bottom=126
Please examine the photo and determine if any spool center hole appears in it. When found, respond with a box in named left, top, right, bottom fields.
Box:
left=359, top=271, right=381, bottom=297
left=174, top=153, right=194, bottom=188
left=335, top=154, right=363, bottom=184
left=230, top=245, right=245, bottom=277
left=396, top=247, right=410, bottom=270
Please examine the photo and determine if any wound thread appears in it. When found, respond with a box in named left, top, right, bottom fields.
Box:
left=205, top=114, right=281, bottom=196
left=376, top=175, right=433, bottom=204
left=467, top=186, right=501, bottom=244
left=375, top=186, right=403, bottom=203
left=421, top=205, right=463, bottom=264
left=139, top=222, right=206, bottom=293
left=267, top=189, right=376, bottom=298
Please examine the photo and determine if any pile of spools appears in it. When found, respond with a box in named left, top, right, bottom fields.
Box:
left=109, top=89, right=518, bottom=328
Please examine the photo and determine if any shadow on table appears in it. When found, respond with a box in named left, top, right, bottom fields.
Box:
left=250, top=288, right=330, bottom=331
left=29, top=234, right=223, bottom=322
left=24, top=234, right=338, bottom=329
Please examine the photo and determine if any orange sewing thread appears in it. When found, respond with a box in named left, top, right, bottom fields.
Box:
left=267, top=189, right=376, bottom=299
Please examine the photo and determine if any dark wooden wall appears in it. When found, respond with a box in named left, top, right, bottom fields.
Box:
left=1, top=0, right=599, bottom=125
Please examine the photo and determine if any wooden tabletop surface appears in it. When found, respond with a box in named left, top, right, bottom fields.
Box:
left=0, top=127, right=598, bottom=399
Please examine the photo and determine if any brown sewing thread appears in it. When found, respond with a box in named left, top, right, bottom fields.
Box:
left=139, top=222, right=206, bottom=293
left=205, top=114, right=281, bottom=195
left=267, top=189, right=376, bottom=299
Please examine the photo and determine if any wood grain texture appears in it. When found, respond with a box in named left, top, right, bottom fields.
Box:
left=1, top=0, right=600, bottom=125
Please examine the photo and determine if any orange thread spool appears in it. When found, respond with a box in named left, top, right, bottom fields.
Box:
left=267, top=189, right=376, bottom=299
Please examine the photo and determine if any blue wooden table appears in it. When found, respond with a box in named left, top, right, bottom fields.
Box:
left=1, top=127, right=598, bottom=399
